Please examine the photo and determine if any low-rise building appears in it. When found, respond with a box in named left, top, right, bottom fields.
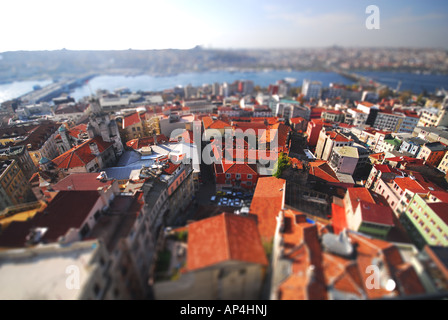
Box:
left=329, top=145, right=370, bottom=176
left=270, top=208, right=426, bottom=300
left=413, top=126, right=448, bottom=146
left=249, top=176, right=286, bottom=243
left=346, top=108, right=369, bottom=127
left=214, top=161, right=258, bottom=191
left=416, top=142, right=447, bottom=167
left=121, top=111, right=147, bottom=140
left=399, top=192, right=448, bottom=249
left=55, top=123, right=89, bottom=154
left=51, top=136, right=117, bottom=174
left=417, top=106, right=448, bottom=128
left=315, top=128, right=353, bottom=161
left=321, top=109, right=345, bottom=123
left=0, top=190, right=112, bottom=248
left=376, top=137, right=402, bottom=154
left=275, top=100, right=310, bottom=120
left=289, top=117, right=308, bottom=132
left=437, top=150, right=448, bottom=174
left=399, top=136, right=427, bottom=157
left=153, top=213, right=268, bottom=300
left=0, top=121, right=60, bottom=168
left=343, top=187, right=395, bottom=239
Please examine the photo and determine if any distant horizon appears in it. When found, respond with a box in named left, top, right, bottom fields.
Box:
left=1, top=45, right=448, bottom=54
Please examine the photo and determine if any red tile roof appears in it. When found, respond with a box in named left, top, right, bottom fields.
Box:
left=274, top=210, right=426, bottom=300
left=393, top=177, right=426, bottom=193
left=322, top=253, right=364, bottom=298
left=0, top=190, right=102, bottom=247
left=346, top=187, right=376, bottom=210
left=429, top=191, right=448, bottom=203
left=309, top=161, right=340, bottom=183
left=51, top=173, right=114, bottom=191
left=331, top=202, right=348, bottom=234
left=259, top=123, right=291, bottom=150
left=374, top=164, right=393, bottom=173
left=328, top=131, right=352, bottom=142
left=12, top=121, right=59, bottom=151
left=348, top=232, right=426, bottom=299
left=369, top=152, right=386, bottom=161
left=358, top=101, right=375, bottom=107
left=52, top=136, right=113, bottom=169
left=276, top=209, right=328, bottom=300
left=126, top=134, right=169, bottom=149
left=289, top=117, right=306, bottom=124
left=123, top=112, right=144, bottom=128
left=233, top=122, right=267, bottom=135
left=249, top=177, right=286, bottom=240
left=68, top=124, right=88, bottom=139
left=186, top=213, right=268, bottom=271
left=162, top=161, right=181, bottom=175
left=428, top=203, right=448, bottom=225
left=202, top=116, right=231, bottom=130
left=357, top=200, right=395, bottom=226
left=221, top=161, right=258, bottom=175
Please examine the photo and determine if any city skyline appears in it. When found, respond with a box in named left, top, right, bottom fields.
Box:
left=1, top=0, right=448, bottom=52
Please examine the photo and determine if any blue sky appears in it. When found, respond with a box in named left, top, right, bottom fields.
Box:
left=0, top=0, right=447, bottom=51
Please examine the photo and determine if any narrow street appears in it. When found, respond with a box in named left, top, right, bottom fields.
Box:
left=196, top=162, right=217, bottom=205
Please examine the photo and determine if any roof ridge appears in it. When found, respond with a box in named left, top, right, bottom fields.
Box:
left=65, top=152, right=74, bottom=169
left=223, top=213, right=232, bottom=261
left=74, top=151, right=88, bottom=165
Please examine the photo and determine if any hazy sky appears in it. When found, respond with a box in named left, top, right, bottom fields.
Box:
left=1, top=0, right=447, bottom=52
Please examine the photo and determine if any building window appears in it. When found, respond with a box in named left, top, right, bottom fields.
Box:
left=247, top=174, right=252, bottom=179
left=80, top=223, right=90, bottom=238
left=93, top=283, right=101, bottom=297
left=226, top=173, right=231, bottom=179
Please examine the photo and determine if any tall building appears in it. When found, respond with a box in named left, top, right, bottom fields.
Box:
left=301, top=79, right=322, bottom=100
left=0, top=145, right=36, bottom=180
left=87, top=99, right=124, bottom=157
left=0, top=159, right=35, bottom=211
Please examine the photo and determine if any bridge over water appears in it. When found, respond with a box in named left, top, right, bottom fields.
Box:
left=18, top=73, right=96, bottom=104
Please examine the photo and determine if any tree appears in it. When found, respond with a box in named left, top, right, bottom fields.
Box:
left=379, top=87, right=393, bottom=100
left=399, top=90, right=412, bottom=104
left=273, top=152, right=291, bottom=178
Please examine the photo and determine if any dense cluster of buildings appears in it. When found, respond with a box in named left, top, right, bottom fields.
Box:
left=0, top=76, right=448, bottom=301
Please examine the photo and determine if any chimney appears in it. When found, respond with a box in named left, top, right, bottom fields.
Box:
left=89, top=142, right=100, bottom=155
